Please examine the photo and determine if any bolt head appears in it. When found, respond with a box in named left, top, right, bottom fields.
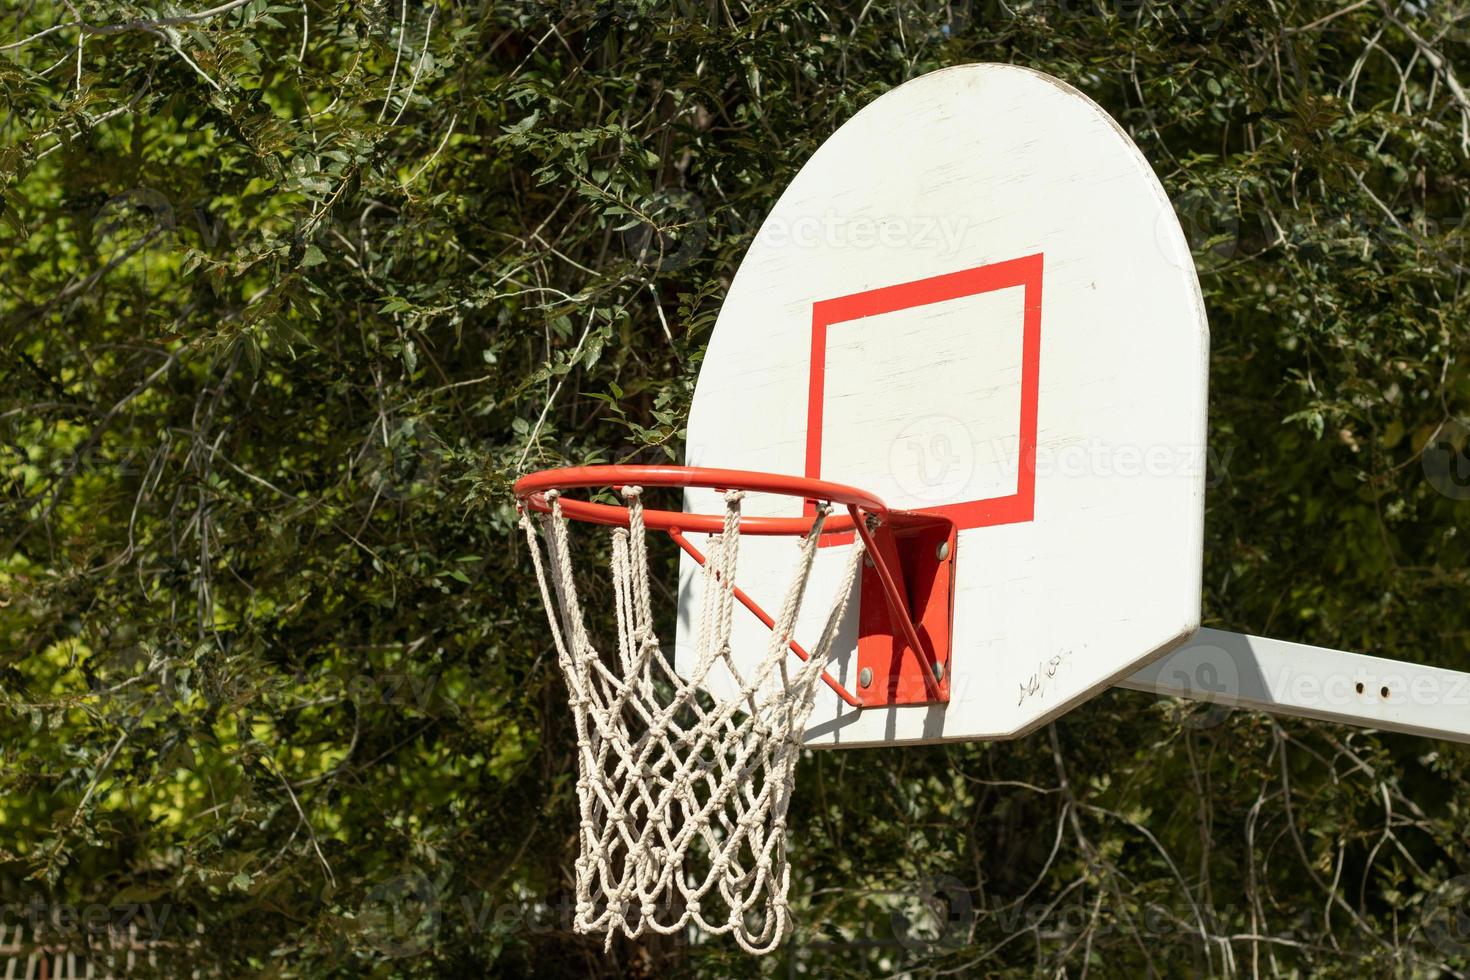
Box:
left=859, top=667, right=873, bottom=688
left=933, top=661, right=945, bottom=682
left=935, top=540, right=951, bottom=561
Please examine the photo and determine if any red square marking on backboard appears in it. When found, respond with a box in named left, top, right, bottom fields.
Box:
left=805, top=253, right=1043, bottom=539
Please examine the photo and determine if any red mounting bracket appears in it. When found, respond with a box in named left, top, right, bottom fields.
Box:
left=849, top=508, right=956, bottom=707
left=668, top=508, right=956, bottom=711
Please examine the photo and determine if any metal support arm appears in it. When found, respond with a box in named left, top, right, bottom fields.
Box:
left=1118, top=629, right=1470, bottom=745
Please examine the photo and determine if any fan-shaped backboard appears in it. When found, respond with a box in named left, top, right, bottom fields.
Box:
left=677, top=64, right=1209, bottom=744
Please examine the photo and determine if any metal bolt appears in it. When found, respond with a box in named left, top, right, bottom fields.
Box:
left=859, top=667, right=873, bottom=688
left=933, top=661, right=945, bottom=682
left=935, top=541, right=951, bottom=561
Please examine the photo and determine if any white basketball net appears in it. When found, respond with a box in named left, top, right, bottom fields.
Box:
left=519, top=486, right=865, bottom=954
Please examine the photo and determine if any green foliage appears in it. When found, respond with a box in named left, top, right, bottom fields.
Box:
left=2, top=0, right=1469, bottom=975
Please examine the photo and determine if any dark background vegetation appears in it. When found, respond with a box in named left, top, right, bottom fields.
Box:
left=4, top=0, right=1470, bottom=975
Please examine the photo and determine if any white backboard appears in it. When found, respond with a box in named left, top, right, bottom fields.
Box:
left=676, top=63, right=1209, bottom=744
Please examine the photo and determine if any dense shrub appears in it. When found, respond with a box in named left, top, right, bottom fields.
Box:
left=3, top=1, right=1469, bottom=974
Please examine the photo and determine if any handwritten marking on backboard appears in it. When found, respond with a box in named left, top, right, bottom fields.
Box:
left=1017, top=651, right=1072, bottom=706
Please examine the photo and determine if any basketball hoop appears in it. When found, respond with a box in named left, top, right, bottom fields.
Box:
left=515, top=465, right=952, bottom=952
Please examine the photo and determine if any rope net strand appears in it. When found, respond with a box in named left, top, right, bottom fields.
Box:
left=519, top=486, right=865, bottom=953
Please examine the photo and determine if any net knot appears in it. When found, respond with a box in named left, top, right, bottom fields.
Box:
left=620, top=484, right=643, bottom=500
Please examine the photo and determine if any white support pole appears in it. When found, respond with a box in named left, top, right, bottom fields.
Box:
left=1117, top=629, right=1470, bottom=745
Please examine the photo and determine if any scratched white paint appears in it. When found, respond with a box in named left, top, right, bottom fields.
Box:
left=676, top=64, right=1209, bottom=744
